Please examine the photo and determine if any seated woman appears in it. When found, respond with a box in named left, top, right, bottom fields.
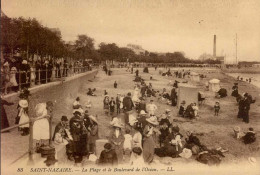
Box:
left=242, top=127, right=256, bottom=144
left=159, top=121, right=170, bottom=147
left=184, top=103, right=195, bottom=119
left=178, top=101, right=186, bottom=117
left=163, top=125, right=183, bottom=158
left=87, top=88, right=96, bottom=96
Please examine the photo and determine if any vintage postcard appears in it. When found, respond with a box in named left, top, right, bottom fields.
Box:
left=1, top=0, right=260, bottom=175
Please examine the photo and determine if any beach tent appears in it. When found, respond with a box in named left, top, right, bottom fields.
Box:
left=177, top=83, right=199, bottom=107
left=209, top=79, right=220, bottom=92
left=190, top=72, right=200, bottom=82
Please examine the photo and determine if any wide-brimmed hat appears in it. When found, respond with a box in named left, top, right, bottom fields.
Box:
left=11, top=67, right=17, bottom=71
left=165, top=109, right=171, bottom=112
left=88, top=154, right=97, bottom=162
left=73, top=109, right=82, bottom=115
left=248, top=157, right=257, bottom=165
left=140, top=110, right=147, bottom=115
left=171, top=125, right=180, bottom=133
left=35, top=103, right=47, bottom=118
left=19, top=100, right=28, bottom=108
left=179, top=148, right=192, bottom=159
left=44, top=154, right=58, bottom=166
left=22, top=60, right=28, bottom=64
left=146, top=116, right=159, bottom=126
left=233, top=126, right=240, bottom=132
left=89, top=115, right=98, bottom=124
left=61, top=116, right=68, bottom=121
left=181, top=100, right=186, bottom=104
left=113, top=121, right=123, bottom=128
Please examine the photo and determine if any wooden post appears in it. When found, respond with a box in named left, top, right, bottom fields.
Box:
left=49, top=113, right=53, bottom=146
left=29, top=118, right=34, bottom=154
left=28, top=110, right=34, bottom=166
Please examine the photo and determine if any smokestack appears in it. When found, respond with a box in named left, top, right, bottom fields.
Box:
left=213, top=35, right=216, bottom=58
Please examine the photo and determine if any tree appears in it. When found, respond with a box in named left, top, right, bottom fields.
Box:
left=75, top=34, right=95, bottom=61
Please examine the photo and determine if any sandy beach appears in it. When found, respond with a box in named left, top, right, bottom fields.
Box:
left=45, top=67, right=260, bottom=164
left=1, top=67, right=260, bottom=170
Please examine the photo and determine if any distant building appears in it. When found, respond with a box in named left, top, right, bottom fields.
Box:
left=1, top=10, right=7, bottom=18
left=127, top=44, right=145, bottom=55
left=252, top=64, right=260, bottom=68
left=49, top=28, right=61, bottom=37
left=198, top=53, right=214, bottom=61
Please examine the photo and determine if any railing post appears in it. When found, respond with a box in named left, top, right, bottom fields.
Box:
left=46, top=67, right=48, bottom=83
left=30, top=69, right=34, bottom=87
left=18, top=71, right=21, bottom=91
left=38, top=69, right=41, bottom=85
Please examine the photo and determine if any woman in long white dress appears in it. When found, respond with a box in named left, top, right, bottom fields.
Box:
left=132, top=88, right=140, bottom=104
left=18, top=100, right=30, bottom=136
left=9, top=67, right=18, bottom=90
left=33, top=103, right=50, bottom=149
left=30, top=66, right=36, bottom=86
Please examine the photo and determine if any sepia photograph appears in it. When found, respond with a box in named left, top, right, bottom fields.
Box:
left=1, top=0, right=260, bottom=175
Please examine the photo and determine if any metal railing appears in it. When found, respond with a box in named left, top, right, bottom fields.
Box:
left=1, top=114, right=52, bottom=165
left=1, top=66, right=92, bottom=95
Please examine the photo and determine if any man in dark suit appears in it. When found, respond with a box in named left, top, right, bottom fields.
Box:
left=123, top=92, right=134, bottom=124
left=52, top=116, right=69, bottom=141
left=99, top=143, right=118, bottom=166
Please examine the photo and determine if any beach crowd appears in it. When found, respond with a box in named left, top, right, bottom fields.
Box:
left=1, top=65, right=257, bottom=167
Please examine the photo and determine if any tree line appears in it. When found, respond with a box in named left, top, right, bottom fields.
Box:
left=1, top=16, right=220, bottom=64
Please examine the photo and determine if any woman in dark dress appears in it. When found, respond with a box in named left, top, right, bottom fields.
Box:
left=1, top=96, right=14, bottom=130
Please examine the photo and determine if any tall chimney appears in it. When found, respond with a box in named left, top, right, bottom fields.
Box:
left=213, top=35, right=216, bottom=58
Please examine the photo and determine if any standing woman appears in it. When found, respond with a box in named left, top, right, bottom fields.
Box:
left=10, top=67, right=18, bottom=92
left=1, top=95, right=14, bottom=130
left=132, top=125, right=143, bottom=149
left=88, top=115, right=99, bottom=154
left=103, top=95, right=110, bottom=116
left=142, top=116, right=159, bottom=164
left=18, top=100, right=30, bottom=136
left=109, top=122, right=125, bottom=163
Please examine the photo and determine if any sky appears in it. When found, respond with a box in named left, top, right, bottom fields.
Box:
left=2, top=0, right=260, bottom=63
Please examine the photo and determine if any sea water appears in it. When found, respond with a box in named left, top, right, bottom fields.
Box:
left=227, top=73, right=260, bottom=89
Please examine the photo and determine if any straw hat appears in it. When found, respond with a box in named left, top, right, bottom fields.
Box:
left=11, top=67, right=17, bottom=71
left=248, top=157, right=257, bottom=165
left=22, top=60, right=28, bottom=64
left=73, top=108, right=83, bottom=115
left=146, top=116, right=159, bottom=126
left=35, top=103, right=47, bottom=118
left=179, top=148, right=192, bottom=159
left=165, top=109, right=171, bottom=112
left=140, top=110, right=147, bottom=115
left=113, top=121, right=123, bottom=128
left=233, top=126, right=241, bottom=132
left=88, top=154, right=97, bottom=162
left=89, top=115, right=98, bottom=124
left=19, top=100, right=28, bottom=108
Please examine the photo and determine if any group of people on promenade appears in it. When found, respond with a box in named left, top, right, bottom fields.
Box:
left=1, top=55, right=91, bottom=95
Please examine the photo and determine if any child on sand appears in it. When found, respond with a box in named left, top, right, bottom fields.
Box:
left=214, top=101, right=220, bottom=116
left=109, top=97, right=116, bottom=116
left=123, top=129, right=133, bottom=163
